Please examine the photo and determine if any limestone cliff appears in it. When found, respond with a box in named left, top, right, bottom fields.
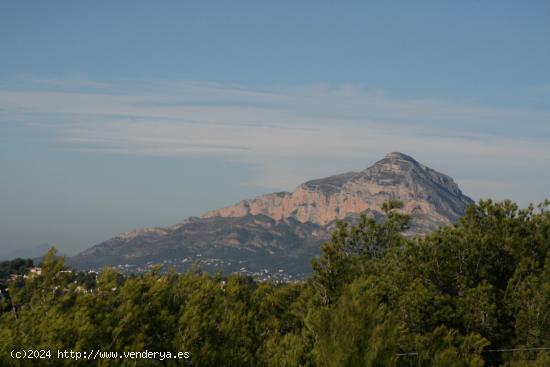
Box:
left=203, top=152, right=473, bottom=233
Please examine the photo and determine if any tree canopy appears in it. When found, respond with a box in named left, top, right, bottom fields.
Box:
left=0, top=200, right=549, bottom=366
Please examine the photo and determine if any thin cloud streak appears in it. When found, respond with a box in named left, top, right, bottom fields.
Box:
left=1, top=77, right=549, bottom=205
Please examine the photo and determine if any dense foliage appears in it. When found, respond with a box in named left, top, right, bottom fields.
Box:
left=0, top=259, right=34, bottom=280
left=0, top=200, right=549, bottom=366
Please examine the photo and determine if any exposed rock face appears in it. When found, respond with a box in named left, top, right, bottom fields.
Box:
left=204, top=152, right=473, bottom=233
left=70, top=153, right=473, bottom=277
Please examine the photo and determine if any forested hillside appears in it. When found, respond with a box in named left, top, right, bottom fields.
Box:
left=1, top=200, right=549, bottom=366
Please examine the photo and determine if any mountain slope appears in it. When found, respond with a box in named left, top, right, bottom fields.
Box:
left=69, top=152, right=473, bottom=278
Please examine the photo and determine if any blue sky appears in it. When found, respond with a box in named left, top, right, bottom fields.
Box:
left=1, top=1, right=549, bottom=256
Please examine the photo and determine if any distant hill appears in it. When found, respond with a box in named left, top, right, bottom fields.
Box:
left=0, top=243, right=53, bottom=262
left=69, top=152, right=473, bottom=279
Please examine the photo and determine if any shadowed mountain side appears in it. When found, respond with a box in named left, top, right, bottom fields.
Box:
left=69, top=215, right=329, bottom=277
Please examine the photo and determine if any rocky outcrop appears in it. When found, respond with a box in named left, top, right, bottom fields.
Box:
left=203, top=152, right=473, bottom=233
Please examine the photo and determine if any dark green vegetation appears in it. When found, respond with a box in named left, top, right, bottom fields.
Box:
left=1, top=200, right=549, bottom=366
left=0, top=258, right=34, bottom=280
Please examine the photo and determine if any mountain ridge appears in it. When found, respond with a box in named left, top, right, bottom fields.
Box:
left=203, top=152, right=472, bottom=232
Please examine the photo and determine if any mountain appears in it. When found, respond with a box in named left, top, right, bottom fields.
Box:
left=204, top=152, right=472, bottom=234
left=69, top=152, right=473, bottom=279
left=0, top=243, right=53, bottom=261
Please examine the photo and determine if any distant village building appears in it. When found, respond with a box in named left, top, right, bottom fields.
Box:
left=9, top=274, right=23, bottom=281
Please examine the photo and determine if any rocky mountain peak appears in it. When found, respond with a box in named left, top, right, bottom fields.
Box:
left=203, top=153, right=473, bottom=232
left=382, top=151, right=417, bottom=162
left=365, top=151, right=422, bottom=174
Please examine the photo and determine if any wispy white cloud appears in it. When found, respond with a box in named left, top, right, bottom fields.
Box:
left=1, top=77, right=549, bottom=204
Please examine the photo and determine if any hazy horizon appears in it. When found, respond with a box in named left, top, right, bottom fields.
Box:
left=1, top=1, right=549, bottom=257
